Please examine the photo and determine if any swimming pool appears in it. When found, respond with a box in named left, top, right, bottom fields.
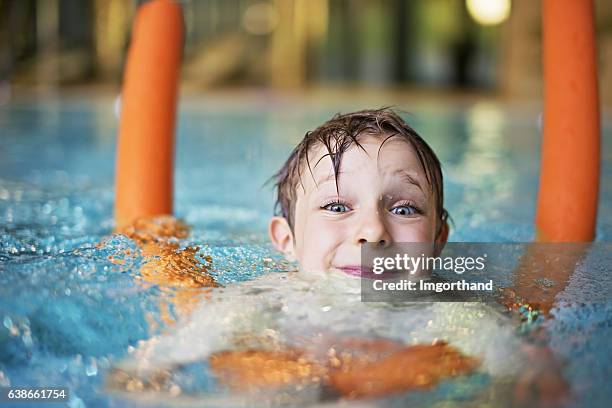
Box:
left=1, top=95, right=611, bottom=407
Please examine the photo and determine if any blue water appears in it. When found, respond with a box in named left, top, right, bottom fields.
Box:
left=0, top=97, right=611, bottom=407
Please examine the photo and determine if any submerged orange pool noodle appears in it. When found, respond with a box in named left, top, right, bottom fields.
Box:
left=537, top=0, right=600, bottom=242
left=209, top=342, right=479, bottom=399
left=115, top=0, right=183, bottom=230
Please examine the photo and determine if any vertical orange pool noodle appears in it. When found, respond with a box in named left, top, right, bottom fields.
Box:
left=115, top=0, right=183, bottom=230
left=537, top=0, right=600, bottom=242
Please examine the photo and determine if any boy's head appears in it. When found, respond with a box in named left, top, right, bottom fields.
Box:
left=269, top=108, right=449, bottom=275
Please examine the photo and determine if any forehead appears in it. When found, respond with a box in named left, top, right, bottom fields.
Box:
left=303, top=135, right=426, bottom=189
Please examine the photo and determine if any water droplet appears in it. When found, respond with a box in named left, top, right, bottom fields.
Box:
left=42, top=203, right=52, bottom=214
left=85, top=358, right=98, bottom=376
left=169, top=384, right=181, bottom=396
left=67, top=394, right=86, bottom=408
left=22, top=334, right=33, bottom=347
left=3, top=316, right=13, bottom=330
left=0, top=370, right=9, bottom=387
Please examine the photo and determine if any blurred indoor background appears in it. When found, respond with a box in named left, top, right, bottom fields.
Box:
left=0, top=0, right=611, bottom=104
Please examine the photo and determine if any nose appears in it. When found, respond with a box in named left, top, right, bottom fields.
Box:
left=354, top=207, right=392, bottom=247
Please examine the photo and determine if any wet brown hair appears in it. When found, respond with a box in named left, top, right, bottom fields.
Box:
left=270, top=108, right=448, bottom=236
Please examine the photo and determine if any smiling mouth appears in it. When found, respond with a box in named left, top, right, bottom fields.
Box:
left=336, top=265, right=374, bottom=277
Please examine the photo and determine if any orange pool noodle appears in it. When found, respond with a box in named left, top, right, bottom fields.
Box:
left=114, top=0, right=183, bottom=230
left=536, top=0, right=600, bottom=242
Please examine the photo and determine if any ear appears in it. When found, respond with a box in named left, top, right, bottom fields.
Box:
left=434, top=220, right=449, bottom=256
left=268, top=216, right=296, bottom=262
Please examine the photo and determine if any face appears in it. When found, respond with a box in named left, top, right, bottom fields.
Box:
left=269, top=134, right=447, bottom=275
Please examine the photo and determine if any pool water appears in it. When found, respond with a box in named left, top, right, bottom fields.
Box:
left=1, top=96, right=611, bottom=407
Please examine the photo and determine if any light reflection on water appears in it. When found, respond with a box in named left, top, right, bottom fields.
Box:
left=0, top=98, right=611, bottom=407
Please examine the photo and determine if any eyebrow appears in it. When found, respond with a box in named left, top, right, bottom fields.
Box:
left=392, top=169, right=425, bottom=193
left=312, top=169, right=424, bottom=193
left=314, top=171, right=345, bottom=187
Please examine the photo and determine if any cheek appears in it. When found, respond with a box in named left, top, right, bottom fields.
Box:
left=388, top=218, right=437, bottom=242
left=296, top=216, right=347, bottom=269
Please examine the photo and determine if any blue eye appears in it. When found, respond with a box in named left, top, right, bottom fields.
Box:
left=323, top=202, right=350, bottom=213
left=390, top=204, right=418, bottom=216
